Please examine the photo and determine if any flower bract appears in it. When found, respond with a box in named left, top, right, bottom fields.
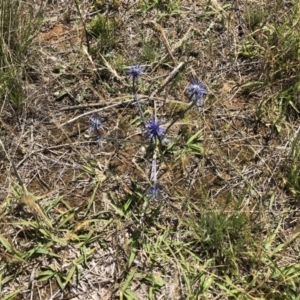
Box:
left=145, top=118, right=165, bottom=140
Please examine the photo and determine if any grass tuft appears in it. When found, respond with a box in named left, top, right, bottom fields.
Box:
left=87, top=13, right=120, bottom=53
left=0, top=0, right=42, bottom=109
left=240, top=1, right=300, bottom=127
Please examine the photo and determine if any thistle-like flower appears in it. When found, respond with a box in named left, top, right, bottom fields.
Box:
left=165, top=80, right=207, bottom=132
left=145, top=118, right=165, bottom=140
left=147, top=183, right=160, bottom=201
left=187, top=79, right=207, bottom=101
left=128, top=65, right=143, bottom=84
left=89, top=113, right=102, bottom=132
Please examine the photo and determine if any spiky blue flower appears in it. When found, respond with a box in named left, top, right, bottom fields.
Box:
left=147, top=183, right=160, bottom=201
left=145, top=118, right=165, bottom=140
left=128, top=65, right=143, bottom=84
left=186, top=80, right=207, bottom=101
left=89, top=113, right=102, bottom=132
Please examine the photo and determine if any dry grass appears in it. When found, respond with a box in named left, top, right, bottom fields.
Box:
left=0, top=0, right=300, bottom=299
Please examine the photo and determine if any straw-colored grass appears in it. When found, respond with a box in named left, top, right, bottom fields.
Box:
left=0, top=0, right=300, bottom=299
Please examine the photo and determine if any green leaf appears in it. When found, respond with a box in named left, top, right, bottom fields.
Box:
left=54, top=273, right=65, bottom=290
left=37, top=270, right=55, bottom=281
left=82, top=165, right=95, bottom=175
left=85, top=182, right=100, bottom=217
left=0, top=235, right=26, bottom=262
left=2, top=289, right=22, bottom=300
left=64, top=265, right=76, bottom=288
left=121, top=268, right=136, bottom=291
left=123, top=288, right=139, bottom=300
left=30, top=247, right=60, bottom=258
left=0, top=235, right=12, bottom=252
left=187, top=129, right=203, bottom=144
left=188, top=144, right=204, bottom=154
left=203, top=275, right=213, bottom=291
left=128, top=247, right=137, bottom=268
left=275, top=124, right=281, bottom=133
left=289, top=100, right=299, bottom=113
left=264, top=219, right=282, bottom=251
left=241, top=81, right=265, bottom=88
left=58, top=210, right=75, bottom=227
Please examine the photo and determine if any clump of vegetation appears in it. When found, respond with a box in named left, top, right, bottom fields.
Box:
left=240, top=2, right=300, bottom=128
left=0, top=0, right=41, bottom=109
left=139, top=0, right=181, bottom=13
left=93, top=0, right=120, bottom=10
left=87, top=13, right=120, bottom=53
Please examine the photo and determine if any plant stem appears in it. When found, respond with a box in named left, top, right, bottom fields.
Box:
left=165, top=94, right=195, bottom=133
left=73, top=0, right=90, bottom=53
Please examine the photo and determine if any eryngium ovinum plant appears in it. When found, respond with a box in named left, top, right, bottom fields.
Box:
left=89, top=65, right=207, bottom=206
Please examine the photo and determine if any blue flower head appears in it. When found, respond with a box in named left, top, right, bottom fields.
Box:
left=147, top=183, right=161, bottom=201
left=187, top=80, right=207, bottom=101
left=89, top=113, right=102, bottom=132
left=128, top=65, right=143, bottom=84
left=145, top=118, right=165, bottom=140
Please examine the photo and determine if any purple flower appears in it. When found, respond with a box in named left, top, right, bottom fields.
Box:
left=128, top=65, right=143, bottom=84
left=89, top=113, right=102, bottom=132
left=186, top=80, right=207, bottom=101
left=147, top=183, right=160, bottom=201
left=145, top=118, right=165, bottom=140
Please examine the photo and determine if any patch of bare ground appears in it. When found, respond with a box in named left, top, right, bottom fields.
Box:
left=1, top=0, right=300, bottom=299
